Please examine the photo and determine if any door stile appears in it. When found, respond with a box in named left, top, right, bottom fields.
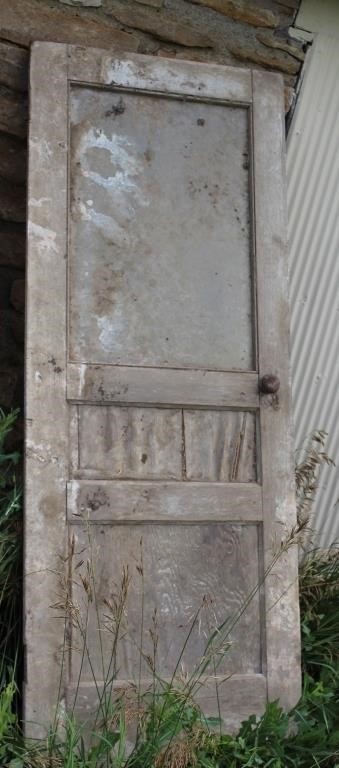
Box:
left=252, top=69, right=301, bottom=709
left=25, top=43, right=70, bottom=735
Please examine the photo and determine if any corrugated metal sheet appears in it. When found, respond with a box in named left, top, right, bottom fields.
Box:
left=287, top=26, right=339, bottom=547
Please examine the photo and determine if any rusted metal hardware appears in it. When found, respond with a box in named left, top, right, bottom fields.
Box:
left=259, top=373, right=280, bottom=394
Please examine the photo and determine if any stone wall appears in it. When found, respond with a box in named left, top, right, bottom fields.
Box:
left=0, top=0, right=305, bottom=428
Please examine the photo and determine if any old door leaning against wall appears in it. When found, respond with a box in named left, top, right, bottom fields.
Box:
left=25, top=43, right=300, bottom=735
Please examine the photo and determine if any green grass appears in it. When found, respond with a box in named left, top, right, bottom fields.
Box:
left=1, top=413, right=339, bottom=767
left=0, top=409, right=21, bottom=684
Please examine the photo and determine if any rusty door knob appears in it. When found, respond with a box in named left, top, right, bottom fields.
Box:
left=259, top=374, right=280, bottom=395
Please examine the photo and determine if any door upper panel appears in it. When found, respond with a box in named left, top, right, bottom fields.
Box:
left=69, top=87, right=254, bottom=371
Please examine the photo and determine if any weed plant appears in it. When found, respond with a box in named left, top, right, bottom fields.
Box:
left=1, top=412, right=339, bottom=767
left=0, top=409, right=22, bottom=684
left=0, top=409, right=22, bottom=765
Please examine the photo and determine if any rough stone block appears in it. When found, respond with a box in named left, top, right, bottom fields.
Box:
left=0, top=89, right=27, bottom=139
left=59, top=0, right=102, bottom=6
left=284, top=84, right=294, bottom=112
left=0, top=41, right=29, bottom=91
left=0, top=133, right=26, bottom=185
left=256, top=30, right=305, bottom=62
left=135, top=0, right=163, bottom=7
left=0, top=266, right=23, bottom=309
left=228, top=40, right=300, bottom=74
left=10, top=310, right=24, bottom=348
left=0, top=0, right=141, bottom=51
left=10, top=279, right=25, bottom=314
left=0, top=179, right=26, bottom=223
left=0, top=225, right=26, bottom=269
left=110, top=5, right=214, bottom=47
left=0, top=309, right=23, bottom=363
left=187, top=0, right=277, bottom=28
left=274, top=0, right=299, bottom=8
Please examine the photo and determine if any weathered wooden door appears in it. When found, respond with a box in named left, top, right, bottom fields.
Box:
left=25, top=43, right=300, bottom=735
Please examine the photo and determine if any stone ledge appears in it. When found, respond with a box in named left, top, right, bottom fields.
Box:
left=256, top=30, right=305, bottom=63
left=0, top=0, right=142, bottom=50
left=228, top=40, right=301, bottom=74
left=110, top=4, right=214, bottom=47
left=187, top=0, right=277, bottom=28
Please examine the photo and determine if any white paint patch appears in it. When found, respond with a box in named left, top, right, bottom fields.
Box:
left=78, top=201, right=135, bottom=248
left=30, top=197, right=52, bottom=208
left=97, top=309, right=125, bottom=352
left=74, top=126, right=149, bottom=256
left=79, top=363, right=87, bottom=396
left=67, top=481, right=80, bottom=517
left=90, top=210, right=131, bottom=245
left=104, top=59, right=138, bottom=86
left=102, top=58, right=243, bottom=100
left=28, top=222, right=57, bottom=254
left=30, top=137, right=53, bottom=161
left=75, top=126, right=148, bottom=208
left=78, top=201, right=91, bottom=221
left=26, top=440, right=57, bottom=466
left=35, top=371, right=42, bottom=383
left=82, top=168, right=139, bottom=194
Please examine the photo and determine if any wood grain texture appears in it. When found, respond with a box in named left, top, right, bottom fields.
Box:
left=25, top=43, right=69, bottom=737
left=253, top=70, right=300, bottom=708
left=78, top=406, right=257, bottom=482
left=185, top=410, right=257, bottom=482
left=67, top=480, right=263, bottom=521
left=67, top=364, right=259, bottom=408
left=70, top=523, right=262, bottom=683
left=79, top=405, right=182, bottom=479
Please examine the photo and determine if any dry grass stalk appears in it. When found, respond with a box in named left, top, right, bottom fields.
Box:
left=295, top=430, right=334, bottom=532
left=155, top=737, right=196, bottom=768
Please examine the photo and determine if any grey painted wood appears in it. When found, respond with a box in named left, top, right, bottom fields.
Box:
left=70, top=522, right=262, bottom=682
left=252, top=70, right=301, bottom=708
left=185, top=410, right=257, bottom=482
left=79, top=405, right=183, bottom=479
left=78, top=406, right=257, bottom=482
left=67, top=674, right=267, bottom=733
left=67, top=364, right=259, bottom=408
left=68, top=48, right=253, bottom=102
left=67, top=480, right=263, bottom=521
left=69, top=87, right=253, bottom=371
left=26, top=42, right=300, bottom=734
left=25, top=43, right=69, bottom=736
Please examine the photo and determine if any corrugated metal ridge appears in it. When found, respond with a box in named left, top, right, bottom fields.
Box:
left=287, top=32, right=339, bottom=547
